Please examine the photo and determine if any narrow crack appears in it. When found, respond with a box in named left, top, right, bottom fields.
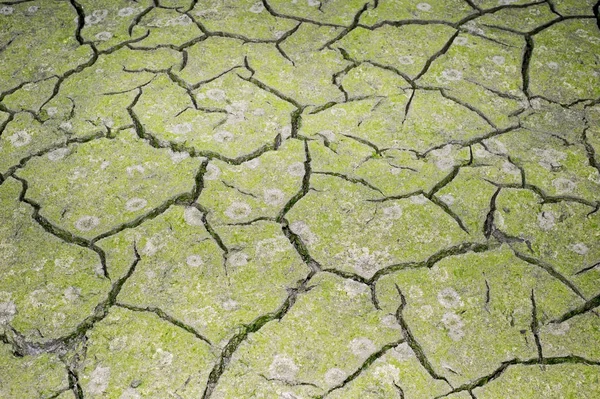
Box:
left=201, top=275, right=315, bottom=399
left=115, top=303, right=212, bottom=346
left=513, top=251, right=586, bottom=300
left=530, top=290, right=544, bottom=363
left=2, top=244, right=141, bottom=356
left=318, top=2, right=371, bottom=50
left=320, top=338, right=405, bottom=397
left=436, top=356, right=600, bottom=398
left=551, top=292, right=600, bottom=324
left=12, top=175, right=110, bottom=279
left=394, top=285, right=453, bottom=388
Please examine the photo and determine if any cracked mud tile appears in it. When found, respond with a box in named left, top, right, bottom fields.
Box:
left=96, top=206, right=309, bottom=344
left=492, top=127, right=600, bottom=203
left=134, top=72, right=294, bottom=159
left=129, top=7, right=202, bottom=49
left=325, top=341, right=451, bottom=399
left=76, top=0, right=154, bottom=52
left=79, top=306, right=215, bottom=398
left=359, top=0, right=473, bottom=26
left=0, top=343, right=70, bottom=398
left=528, top=19, right=600, bottom=104
left=0, top=1, right=91, bottom=93
left=190, top=0, right=297, bottom=41
left=277, top=23, right=345, bottom=57
left=551, top=0, right=598, bottom=16
left=0, top=178, right=110, bottom=342
left=338, top=62, right=412, bottom=98
left=433, top=145, right=526, bottom=235
left=520, top=100, right=587, bottom=143
left=209, top=273, right=401, bottom=398
left=0, top=113, right=69, bottom=176
left=265, top=0, right=370, bottom=27
left=471, top=2, right=557, bottom=33
left=337, top=23, right=458, bottom=79
left=494, top=189, right=600, bottom=297
left=416, top=32, right=526, bottom=128
left=396, top=90, right=494, bottom=152
left=375, top=246, right=583, bottom=387
left=301, top=97, right=413, bottom=150
left=540, top=309, right=600, bottom=362
left=191, top=70, right=297, bottom=156
left=40, top=50, right=160, bottom=137
left=286, top=174, right=471, bottom=279
left=1, top=76, right=59, bottom=113
left=199, top=139, right=305, bottom=225
left=173, top=36, right=246, bottom=82
left=307, top=135, right=474, bottom=199
left=118, top=46, right=182, bottom=72
left=16, top=129, right=200, bottom=240
left=463, top=363, right=600, bottom=398
left=245, top=44, right=348, bottom=105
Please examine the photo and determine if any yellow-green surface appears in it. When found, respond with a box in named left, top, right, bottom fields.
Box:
left=1, top=0, right=600, bottom=398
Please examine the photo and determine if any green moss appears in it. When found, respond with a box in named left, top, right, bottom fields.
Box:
left=211, top=273, right=401, bottom=398
left=191, top=0, right=297, bottom=41
left=17, top=130, right=200, bottom=240
left=475, top=363, right=600, bottom=398
left=529, top=19, right=600, bottom=104
left=0, top=178, right=110, bottom=341
left=375, top=246, right=580, bottom=386
left=360, top=0, right=472, bottom=26
left=0, top=344, right=69, bottom=398
left=287, top=175, right=471, bottom=278
left=338, top=24, right=458, bottom=78
left=97, top=205, right=310, bottom=344
left=80, top=307, right=215, bottom=398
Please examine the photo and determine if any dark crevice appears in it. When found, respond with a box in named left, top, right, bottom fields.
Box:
left=484, top=278, right=491, bottom=312
left=68, top=0, right=86, bottom=46
left=369, top=241, right=496, bottom=283
left=521, top=35, right=534, bottom=98
left=551, top=292, right=600, bottom=324
left=574, top=261, right=600, bottom=276
left=483, top=188, right=501, bottom=239
left=237, top=73, right=303, bottom=109
left=414, top=30, right=460, bottom=81
left=582, top=125, right=600, bottom=176
left=429, top=194, right=470, bottom=234
left=277, top=140, right=312, bottom=221
left=594, top=0, right=600, bottom=31
left=438, top=89, right=497, bottom=129
left=530, top=290, right=544, bottom=363
left=66, top=366, right=84, bottom=399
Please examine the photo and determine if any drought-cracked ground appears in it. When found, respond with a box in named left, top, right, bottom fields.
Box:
left=1, top=0, right=600, bottom=398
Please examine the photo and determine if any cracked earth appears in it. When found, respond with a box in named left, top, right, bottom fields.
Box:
left=1, top=0, right=600, bottom=398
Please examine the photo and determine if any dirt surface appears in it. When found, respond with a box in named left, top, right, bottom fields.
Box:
left=1, top=1, right=600, bottom=398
